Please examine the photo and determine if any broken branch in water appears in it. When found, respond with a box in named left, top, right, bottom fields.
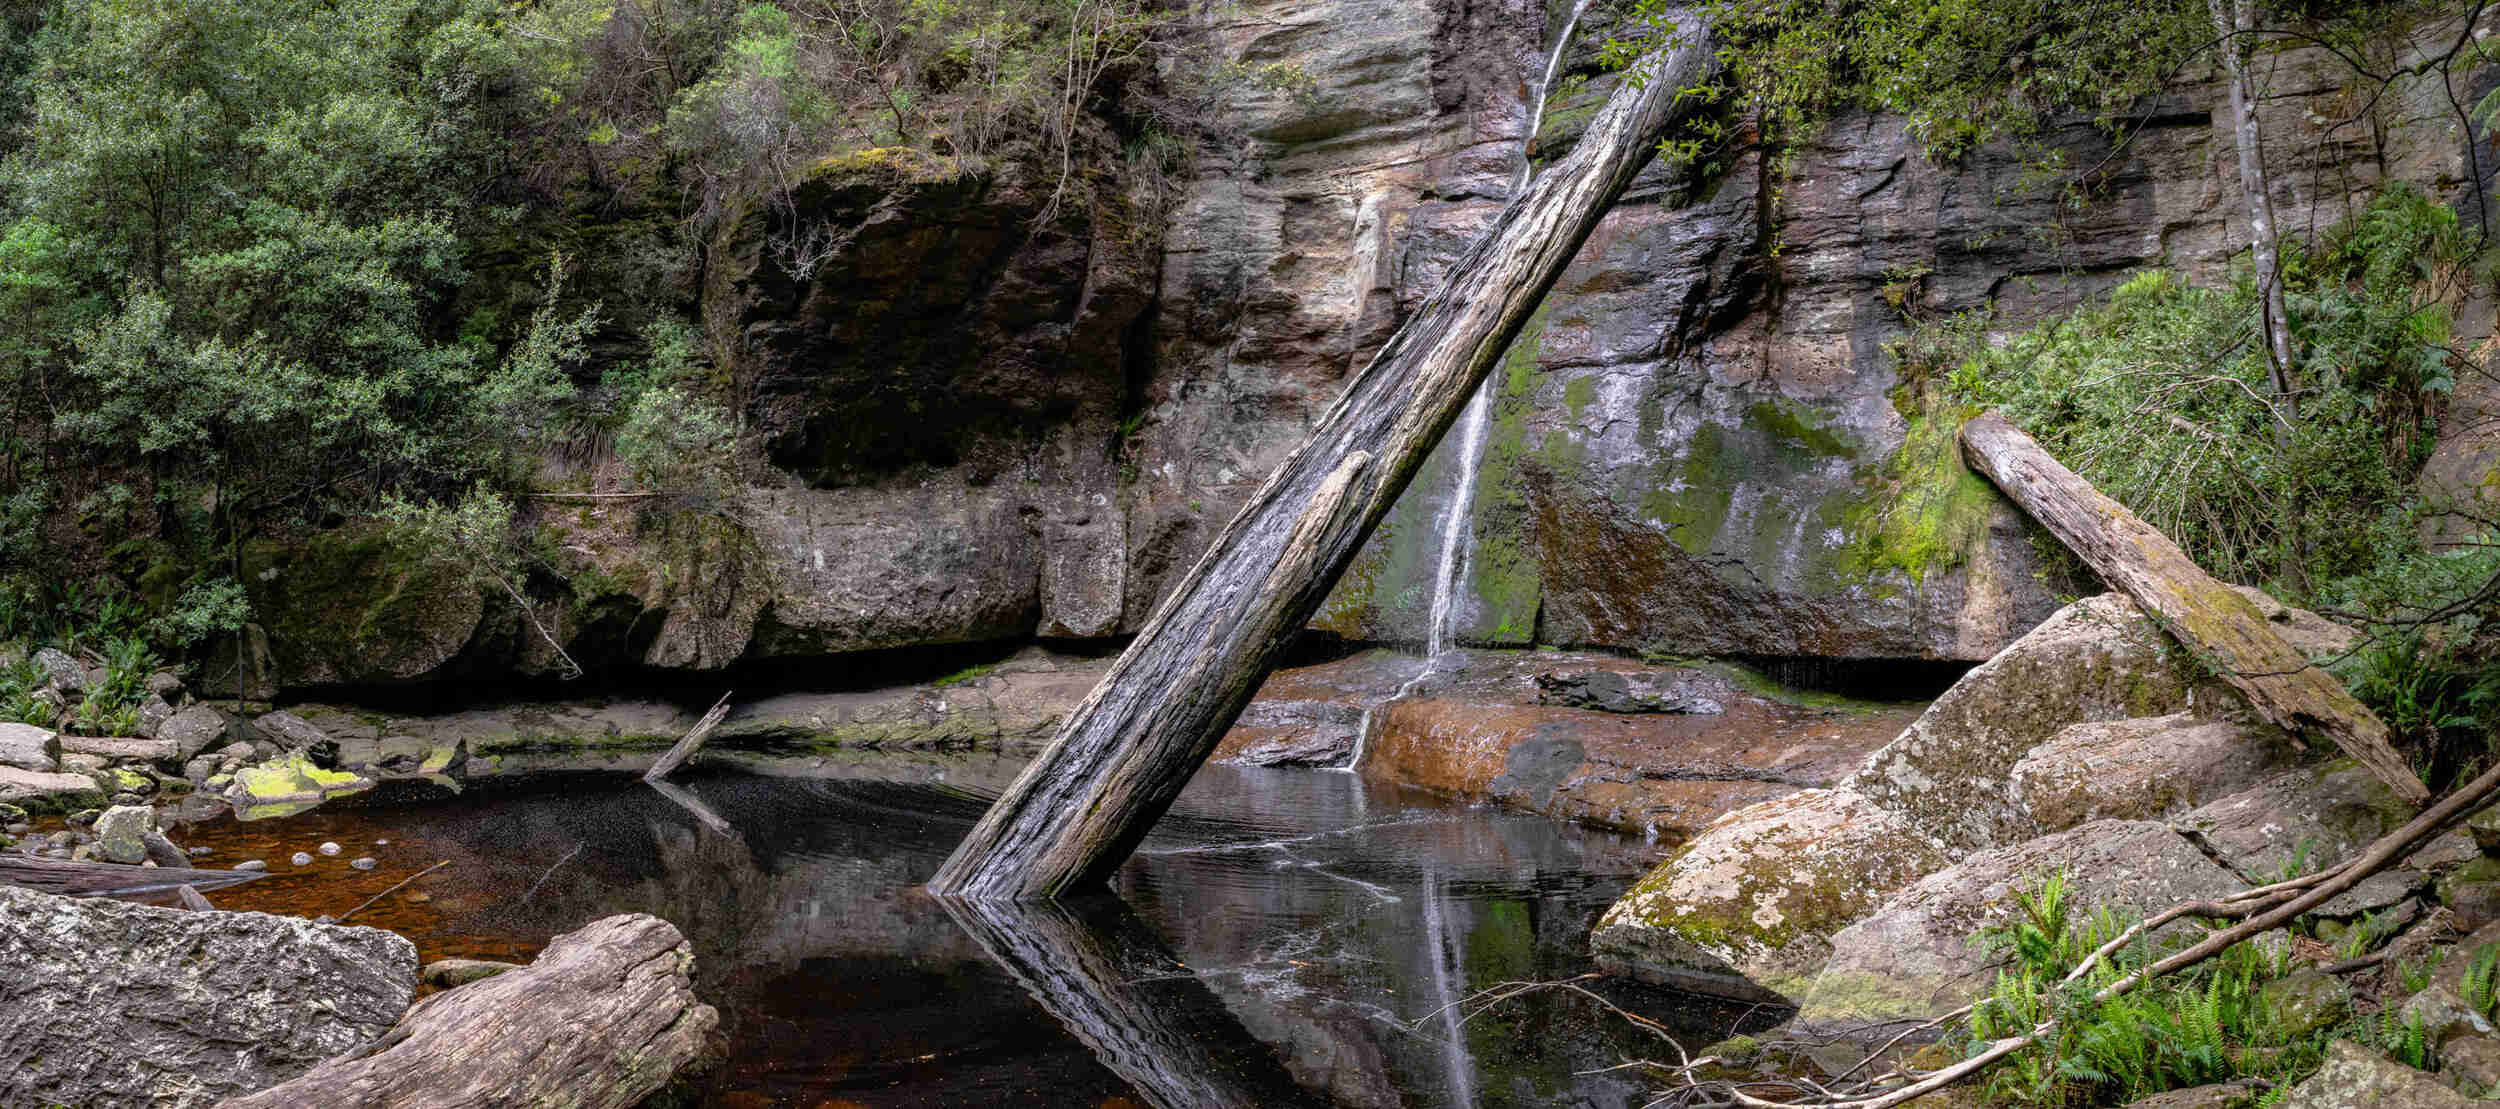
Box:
left=336, top=859, right=451, bottom=924
left=644, top=692, right=732, bottom=783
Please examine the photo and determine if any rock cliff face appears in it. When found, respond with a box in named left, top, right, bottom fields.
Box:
left=240, top=1, right=2496, bottom=689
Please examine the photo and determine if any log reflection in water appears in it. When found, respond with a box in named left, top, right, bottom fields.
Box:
left=943, top=893, right=1331, bottom=1109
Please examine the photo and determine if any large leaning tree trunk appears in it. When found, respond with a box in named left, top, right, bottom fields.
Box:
left=928, top=20, right=1718, bottom=899
left=1960, top=412, right=2426, bottom=804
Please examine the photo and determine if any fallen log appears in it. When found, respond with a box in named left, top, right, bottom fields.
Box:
left=928, top=18, right=1719, bottom=899
left=0, top=854, right=264, bottom=899
left=1959, top=411, right=2426, bottom=803
left=219, top=913, right=718, bottom=1109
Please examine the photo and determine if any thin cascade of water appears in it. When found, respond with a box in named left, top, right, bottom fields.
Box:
left=1343, top=0, right=1593, bottom=780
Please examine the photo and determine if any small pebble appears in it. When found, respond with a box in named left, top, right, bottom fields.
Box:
left=315, top=914, right=335, bottom=924
left=317, top=842, right=341, bottom=856
left=406, top=891, right=432, bottom=903
left=290, top=852, right=313, bottom=866
left=233, top=859, right=268, bottom=872
left=188, top=846, right=211, bottom=856
left=350, top=857, right=378, bottom=870
left=374, top=839, right=389, bottom=846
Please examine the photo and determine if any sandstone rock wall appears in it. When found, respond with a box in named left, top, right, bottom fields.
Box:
left=234, top=2, right=2498, bottom=689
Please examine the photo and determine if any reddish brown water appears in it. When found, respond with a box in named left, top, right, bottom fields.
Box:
left=129, top=762, right=1761, bottom=1108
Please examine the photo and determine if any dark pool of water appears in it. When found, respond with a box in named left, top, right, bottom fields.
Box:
left=166, top=754, right=1771, bottom=1108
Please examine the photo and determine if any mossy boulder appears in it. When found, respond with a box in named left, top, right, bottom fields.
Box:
left=1797, top=820, right=2244, bottom=1030
left=2010, top=712, right=2303, bottom=834
left=1589, top=789, right=1952, bottom=1003
left=1842, top=589, right=2348, bottom=852
left=241, top=526, right=483, bottom=689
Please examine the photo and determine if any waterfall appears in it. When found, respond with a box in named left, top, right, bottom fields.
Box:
left=1342, top=0, right=1592, bottom=778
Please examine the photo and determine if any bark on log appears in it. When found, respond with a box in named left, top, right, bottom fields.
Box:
left=928, top=20, right=1717, bottom=899
left=0, top=854, right=264, bottom=899
left=942, top=895, right=1330, bottom=1108
left=1959, top=411, right=2427, bottom=803
left=219, top=913, right=718, bottom=1109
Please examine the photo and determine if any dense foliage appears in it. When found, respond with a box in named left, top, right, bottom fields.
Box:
left=1957, top=873, right=2470, bottom=1106
left=0, top=0, right=1172, bottom=654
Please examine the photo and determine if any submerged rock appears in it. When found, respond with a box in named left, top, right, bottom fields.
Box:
left=224, top=751, right=375, bottom=820
left=0, top=884, right=415, bottom=1108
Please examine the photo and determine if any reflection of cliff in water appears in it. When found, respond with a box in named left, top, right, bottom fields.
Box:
left=360, top=756, right=1764, bottom=1106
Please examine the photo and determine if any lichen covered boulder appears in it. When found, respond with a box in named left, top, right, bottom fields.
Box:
left=1798, top=820, right=2245, bottom=1029
left=1589, top=789, right=1952, bottom=1002
left=0, top=884, right=415, bottom=1108
left=2011, top=713, right=2302, bottom=833
left=1841, top=595, right=2228, bottom=852
left=0, top=764, right=106, bottom=813
left=2281, top=1040, right=2481, bottom=1108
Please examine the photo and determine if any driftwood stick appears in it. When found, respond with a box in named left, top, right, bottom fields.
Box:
left=643, top=693, right=731, bottom=783
left=335, top=860, right=450, bottom=924
left=647, top=778, right=739, bottom=838
left=929, top=20, right=1720, bottom=899
left=1959, top=411, right=2426, bottom=803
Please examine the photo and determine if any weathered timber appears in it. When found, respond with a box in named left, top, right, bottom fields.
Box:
left=643, top=691, right=731, bottom=782
left=0, top=853, right=264, bottom=899
left=1959, top=411, right=2427, bottom=803
left=942, top=895, right=1330, bottom=1108
left=927, top=21, right=1718, bottom=899
left=220, top=913, right=717, bottom=1109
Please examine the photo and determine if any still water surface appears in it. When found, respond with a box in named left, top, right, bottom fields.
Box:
left=175, top=754, right=1762, bottom=1108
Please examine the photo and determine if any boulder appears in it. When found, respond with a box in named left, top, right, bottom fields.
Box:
left=2181, top=760, right=2474, bottom=917
left=0, top=765, right=106, bottom=813
left=32, top=646, right=83, bottom=692
left=2259, top=967, right=2353, bottom=1039
left=135, top=694, right=174, bottom=739
left=1843, top=591, right=2344, bottom=852
left=2399, top=986, right=2500, bottom=1046
left=157, top=705, right=229, bottom=761
left=0, top=884, right=415, bottom=1108
left=1798, top=820, right=2245, bottom=1028
left=2281, top=1040, right=2480, bottom=1108
left=2124, top=1084, right=2258, bottom=1109
left=2443, top=1035, right=2500, bottom=1097
left=1216, top=697, right=1369, bottom=766
left=1533, top=669, right=1725, bottom=715
left=146, top=670, right=184, bottom=698
left=1590, top=789, right=1953, bottom=1002
left=2010, top=713, right=2301, bottom=833
left=250, top=710, right=340, bottom=766
left=0, top=721, right=60, bottom=771
left=90, top=804, right=154, bottom=864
